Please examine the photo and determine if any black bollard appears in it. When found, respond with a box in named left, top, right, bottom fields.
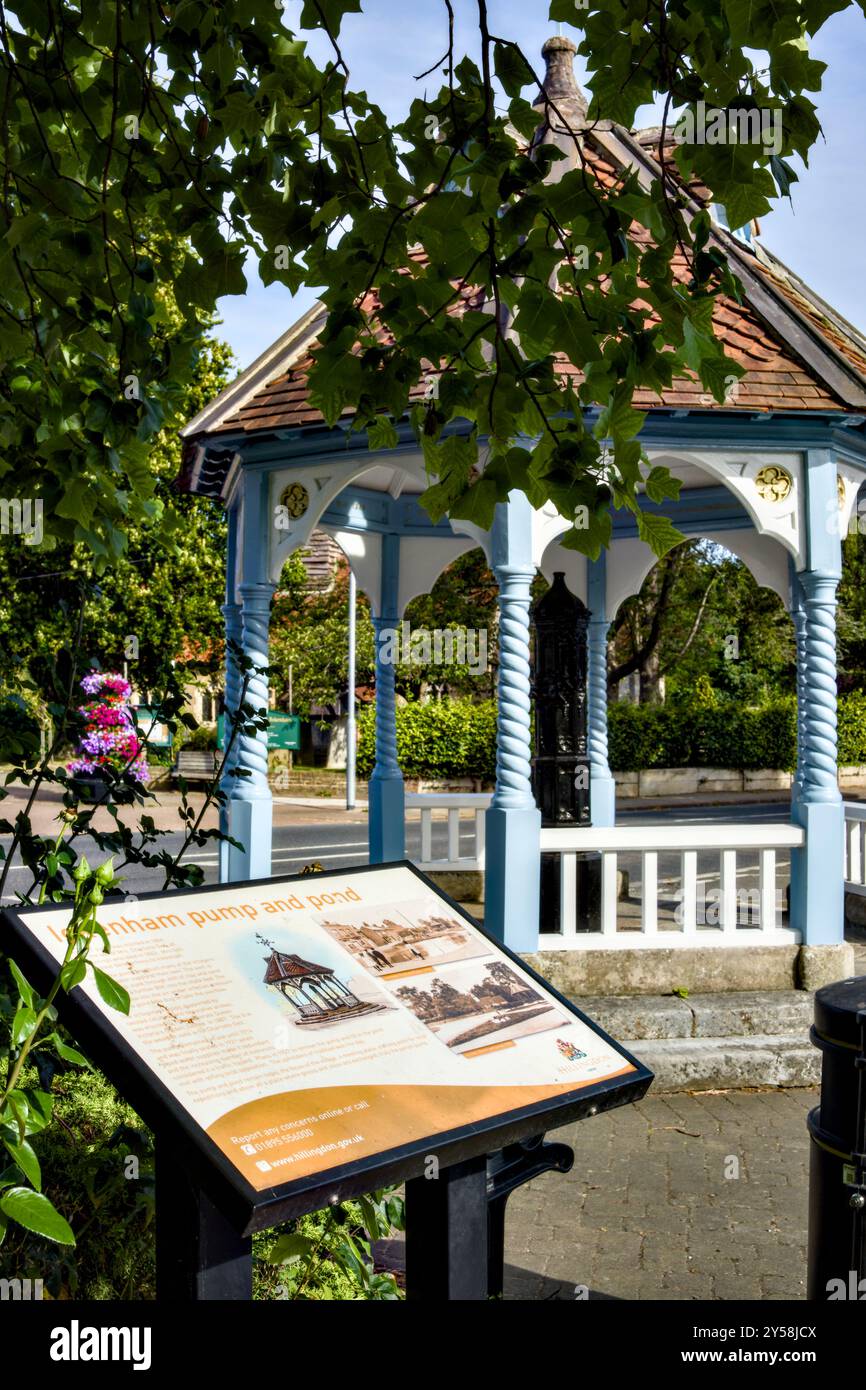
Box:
left=806, top=976, right=866, bottom=1301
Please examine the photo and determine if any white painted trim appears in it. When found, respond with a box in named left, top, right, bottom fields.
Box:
left=405, top=793, right=492, bottom=807
left=539, top=824, right=805, bottom=850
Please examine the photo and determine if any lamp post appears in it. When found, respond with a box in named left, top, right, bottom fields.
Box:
left=346, top=568, right=357, bottom=810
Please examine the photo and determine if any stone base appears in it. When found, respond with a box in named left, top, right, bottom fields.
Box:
left=426, top=869, right=484, bottom=903
left=561, top=991, right=821, bottom=1092
left=797, top=942, right=855, bottom=990
left=523, top=942, right=854, bottom=997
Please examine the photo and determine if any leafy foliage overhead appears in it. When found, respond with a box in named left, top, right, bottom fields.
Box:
left=0, top=0, right=853, bottom=565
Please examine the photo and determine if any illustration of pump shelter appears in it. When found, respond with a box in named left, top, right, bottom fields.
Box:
left=178, top=36, right=866, bottom=987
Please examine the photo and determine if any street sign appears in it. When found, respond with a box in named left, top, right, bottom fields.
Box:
left=2, top=864, right=651, bottom=1298
left=217, top=711, right=301, bottom=752
left=267, top=711, right=301, bottom=750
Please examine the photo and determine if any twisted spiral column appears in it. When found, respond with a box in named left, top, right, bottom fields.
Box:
left=236, top=582, right=274, bottom=800
left=371, top=617, right=400, bottom=781
left=792, top=582, right=807, bottom=804
left=492, top=567, right=536, bottom=810
left=587, top=619, right=611, bottom=778
left=220, top=601, right=243, bottom=799
left=800, top=573, right=841, bottom=804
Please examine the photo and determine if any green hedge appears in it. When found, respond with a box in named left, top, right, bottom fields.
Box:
left=355, top=692, right=866, bottom=778
left=357, top=699, right=497, bottom=780
left=607, top=699, right=798, bottom=772
left=838, top=690, right=866, bottom=766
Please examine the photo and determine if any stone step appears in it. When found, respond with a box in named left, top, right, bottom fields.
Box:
left=566, top=990, right=819, bottom=1092
left=632, top=1036, right=819, bottom=1092
left=573, top=989, right=814, bottom=1042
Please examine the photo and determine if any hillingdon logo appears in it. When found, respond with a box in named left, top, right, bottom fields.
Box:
left=674, top=100, right=782, bottom=155
left=49, top=1320, right=152, bottom=1372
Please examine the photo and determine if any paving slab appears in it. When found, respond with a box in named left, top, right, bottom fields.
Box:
left=504, top=1086, right=814, bottom=1301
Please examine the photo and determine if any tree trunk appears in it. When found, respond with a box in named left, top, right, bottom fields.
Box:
left=639, top=646, right=664, bottom=704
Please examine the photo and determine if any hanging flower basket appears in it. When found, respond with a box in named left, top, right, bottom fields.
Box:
left=67, top=672, right=150, bottom=800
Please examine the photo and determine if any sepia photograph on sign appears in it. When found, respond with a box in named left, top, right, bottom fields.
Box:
left=313, top=894, right=489, bottom=977
left=388, top=956, right=570, bottom=1056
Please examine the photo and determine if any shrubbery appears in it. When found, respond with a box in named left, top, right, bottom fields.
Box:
left=357, top=699, right=497, bottom=780
left=354, top=691, right=866, bottom=778
left=607, top=698, right=798, bottom=771
left=838, top=690, right=866, bottom=766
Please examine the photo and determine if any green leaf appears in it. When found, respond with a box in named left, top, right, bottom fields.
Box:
left=46, top=1033, right=91, bottom=1068
left=8, top=960, right=35, bottom=1009
left=366, top=415, right=399, bottom=451
left=643, top=466, right=681, bottom=505
left=494, top=42, right=535, bottom=97
left=266, top=1232, right=314, bottom=1264
left=299, top=0, right=361, bottom=32
left=0, top=1187, right=74, bottom=1245
left=596, top=388, right=645, bottom=443
left=60, top=957, right=87, bottom=992
left=90, top=966, right=130, bottom=1014
left=636, top=511, right=685, bottom=558
left=11, top=1006, right=37, bottom=1045
left=21, top=1088, right=53, bottom=1131
left=2, top=1136, right=41, bottom=1191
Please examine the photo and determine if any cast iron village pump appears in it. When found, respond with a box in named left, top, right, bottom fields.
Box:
left=531, top=572, right=600, bottom=933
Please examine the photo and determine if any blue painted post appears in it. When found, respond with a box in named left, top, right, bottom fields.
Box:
left=587, top=554, right=616, bottom=828
left=790, top=450, right=844, bottom=945
left=219, top=506, right=240, bottom=884
left=787, top=568, right=807, bottom=920
left=369, top=534, right=405, bottom=863
left=790, top=570, right=807, bottom=807
left=226, top=474, right=275, bottom=883
left=218, top=599, right=243, bottom=882
left=228, top=581, right=276, bottom=881
left=484, top=496, right=541, bottom=950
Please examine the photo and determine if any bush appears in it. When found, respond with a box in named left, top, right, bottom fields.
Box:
left=607, top=698, right=798, bottom=771
left=355, top=690, right=865, bottom=778
left=0, top=692, right=43, bottom=765
left=184, top=721, right=218, bottom=751
left=838, top=690, right=866, bottom=766
left=357, top=699, right=497, bottom=780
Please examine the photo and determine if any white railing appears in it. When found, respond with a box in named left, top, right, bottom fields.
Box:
left=538, top=823, right=804, bottom=948
left=405, top=792, right=491, bottom=873
left=844, top=801, right=866, bottom=896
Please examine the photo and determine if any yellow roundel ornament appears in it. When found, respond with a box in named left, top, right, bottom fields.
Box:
left=754, top=465, right=793, bottom=504
left=280, top=482, right=309, bottom=519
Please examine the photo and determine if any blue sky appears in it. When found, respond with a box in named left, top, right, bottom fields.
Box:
left=215, top=1, right=866, bottom=370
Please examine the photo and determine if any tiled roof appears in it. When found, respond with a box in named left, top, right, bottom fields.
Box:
left=263, top=950, right=332, bottom=983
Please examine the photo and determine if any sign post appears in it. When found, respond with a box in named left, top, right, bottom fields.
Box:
left=2, top=864, right=651, bottom=1301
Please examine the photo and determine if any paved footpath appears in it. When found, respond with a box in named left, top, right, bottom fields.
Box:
left=505, top=1087, right=814, bottom=1301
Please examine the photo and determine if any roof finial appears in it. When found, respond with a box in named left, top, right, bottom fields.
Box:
left=535, top=34, right=587, bottom=123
